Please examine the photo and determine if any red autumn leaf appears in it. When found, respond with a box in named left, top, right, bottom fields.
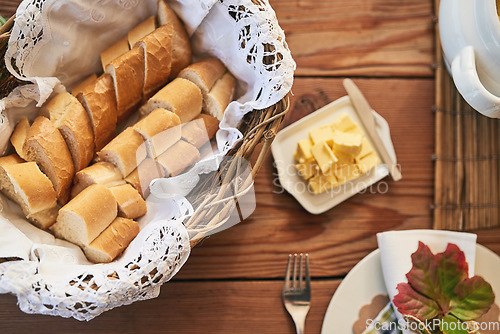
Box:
left=435, top=244, right=469, bottom=303
left=406, top=242, right=442, bottom=304
left=392, top=242, right=495, bottom=325
left=393, top=282, right=441, bottom=321
left=450, top=276, right=495, bottom=321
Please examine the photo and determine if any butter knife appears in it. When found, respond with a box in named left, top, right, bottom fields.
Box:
left=343, top=79, right=402, bottom=181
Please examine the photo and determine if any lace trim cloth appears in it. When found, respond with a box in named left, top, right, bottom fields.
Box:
left=0, top=0, right=295, bottom=320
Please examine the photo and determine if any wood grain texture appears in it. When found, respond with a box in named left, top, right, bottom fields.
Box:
left=0, top=279, right=340, bottom=334
left=176, top=77, right=435, bottom=280
left=269, top=0, right=435, bottom=77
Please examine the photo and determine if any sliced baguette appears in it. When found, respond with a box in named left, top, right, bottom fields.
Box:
left=125, top=158, right=166, bottom=198
left=71, top=74, right=97, bottom=96
left=109, top=184, right=147, bottom=219
left=105, top=47, right=145, bottom=123
left=0, top=160, right=59, bottom=229
left=98, top=127, right=148, bottom=177
left=23, top=116, right=75, bottom=204
left=204, top=71, right=236, bottom=120
left=83, top=217, right=139, bottom=263
left=157, top=0, right=192, bottom=79
left=135, top=23, right=174, bottom=100
left=9, top=117, right=30, bottom=160
left=140, top=78, right=202, bottom=123
left=179, top=58, right=226, bottom=94
left=40, top=92, right=95, bottom=171
left=128, top=16, right=156, bottom=49
left=133, top=108, right=181, bottom=157
left=157, top=140, right=200, bottom=177
left=100, top=36, right=130, bottom=72
left=52, top=184, right=117, bottom=247
left=181, top=114, right=219, bottom=149
left=71, top=161, right=126, bottom=198
left=77, top=73, right=118, bottom=151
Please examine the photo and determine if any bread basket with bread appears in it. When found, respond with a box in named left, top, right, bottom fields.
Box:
left=0, top=0, right=294, bottom=320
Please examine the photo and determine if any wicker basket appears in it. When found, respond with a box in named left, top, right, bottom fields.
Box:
left=0, top=14, right=290, bottom=248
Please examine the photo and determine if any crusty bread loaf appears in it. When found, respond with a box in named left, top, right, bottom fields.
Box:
left=157, top=0, right=191, bottom=79
left=98, top=127, right=148, bottom=177
left=135, top=23, right=173, bottom=100
left=71, top=161, right=126, bottom=198
left=77, top=73, right=118, bottom=151
left=0, top=160, right=59, bottom=229
left=157, top=140, right=200, bottom=177
left=71, top=74, right=97, bottom=96
left=179, top=58, right=227, bottom=94
left=83, top=217, right=139, bottom=263
left=128, top=16, right=156, bottom=49
left=140, top=78, right=202, bottom=123
left=125, top=158, right=166, bottom=198
left=105, top=47, right=145, bottom=123
left=40, top=92, right=95, bottom=171
left=110, top=184, right=147, bottom=219
left=100, top=36, right=130, bottom=72
left=181, top=114, right=219, bottom=149
left=204, top=71, right=236, bottom=120
left=23, top=116, right=75, bottom=204
left=10, top=117, right=30, bottom=160
left=133, top=108, right=181, bottom=157
left=52, top=184, right=117, bottom=247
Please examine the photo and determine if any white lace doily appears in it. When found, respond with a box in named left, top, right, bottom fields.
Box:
left=0, top=0, right=295, bottom=320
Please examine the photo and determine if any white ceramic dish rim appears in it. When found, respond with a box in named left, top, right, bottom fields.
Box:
left=270, top=96, right=397, bottom=214
left=320, top=244, right=500, bottom=334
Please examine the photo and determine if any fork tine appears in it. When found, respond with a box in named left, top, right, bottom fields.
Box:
left=305, top=253, right=311, bottom=290
left=283, top=254, right=292, bottom=291
left=292, top=253, right=297, bottom=290
left=299, top=253, right=303, bottom=290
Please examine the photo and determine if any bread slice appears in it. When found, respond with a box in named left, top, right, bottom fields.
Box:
left=125, top=158, right=166, bottom=198
left=40, top=92, right=95, bottom=171
left=77, top=73, right=118, bottom=151
left=0, top=160, right=59, bottom=229
left=181, top=114, right=219, bottom=149
left=179, top=58, right=226, bottom=95
left=98, top=127, right=148, bottom=177
left=71, top=161, right=126, bottom=198
left=100, top=36, right=130, bottom=72
left=157, top=140, right=200, bottom=177
left=51, top=184, right=117, bottom=247
left=128, top=16, right=156, bottom=49
left=9, top=117, right=30, bottom=160
left=109, top=184, right=147, bottom=219
left=140, top=78, right=202, bottom=123
left=204, top=71, right=236, bottom=120
left=133, top=108, right=181, bottom=157
left=157, top=0, right=191, bottom=79
left=135, top=23, right=173, bottom=100
left=71, top=74, right=97, bottom=96
left=23, top=116, right=75, bottom=204
left=105, top=47, right=145, bottom=123
left=83, top=217, right=139, bottom=263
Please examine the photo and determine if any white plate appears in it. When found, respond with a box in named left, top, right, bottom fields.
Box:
left=271, top=96, right=397, bottom=214
left=321, top=245, right=500, bottom=333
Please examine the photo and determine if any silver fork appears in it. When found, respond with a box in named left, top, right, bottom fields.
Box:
left=282, top=253, right=311, bottom=334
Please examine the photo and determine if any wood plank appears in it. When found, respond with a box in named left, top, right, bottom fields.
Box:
left=178, top=77, right=435, bottom=280
left=270, top=0, right=434, bottom=77
left=1, top=279, right=340, bottom=334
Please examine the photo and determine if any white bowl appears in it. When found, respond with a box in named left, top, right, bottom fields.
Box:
left=439, top=0, right=500, bottom=117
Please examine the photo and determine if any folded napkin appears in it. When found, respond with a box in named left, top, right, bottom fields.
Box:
left=374, top=229, right=477, bottom=334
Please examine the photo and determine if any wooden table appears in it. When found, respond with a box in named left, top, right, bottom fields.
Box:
left=2, top=1, right=500, bottom=333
